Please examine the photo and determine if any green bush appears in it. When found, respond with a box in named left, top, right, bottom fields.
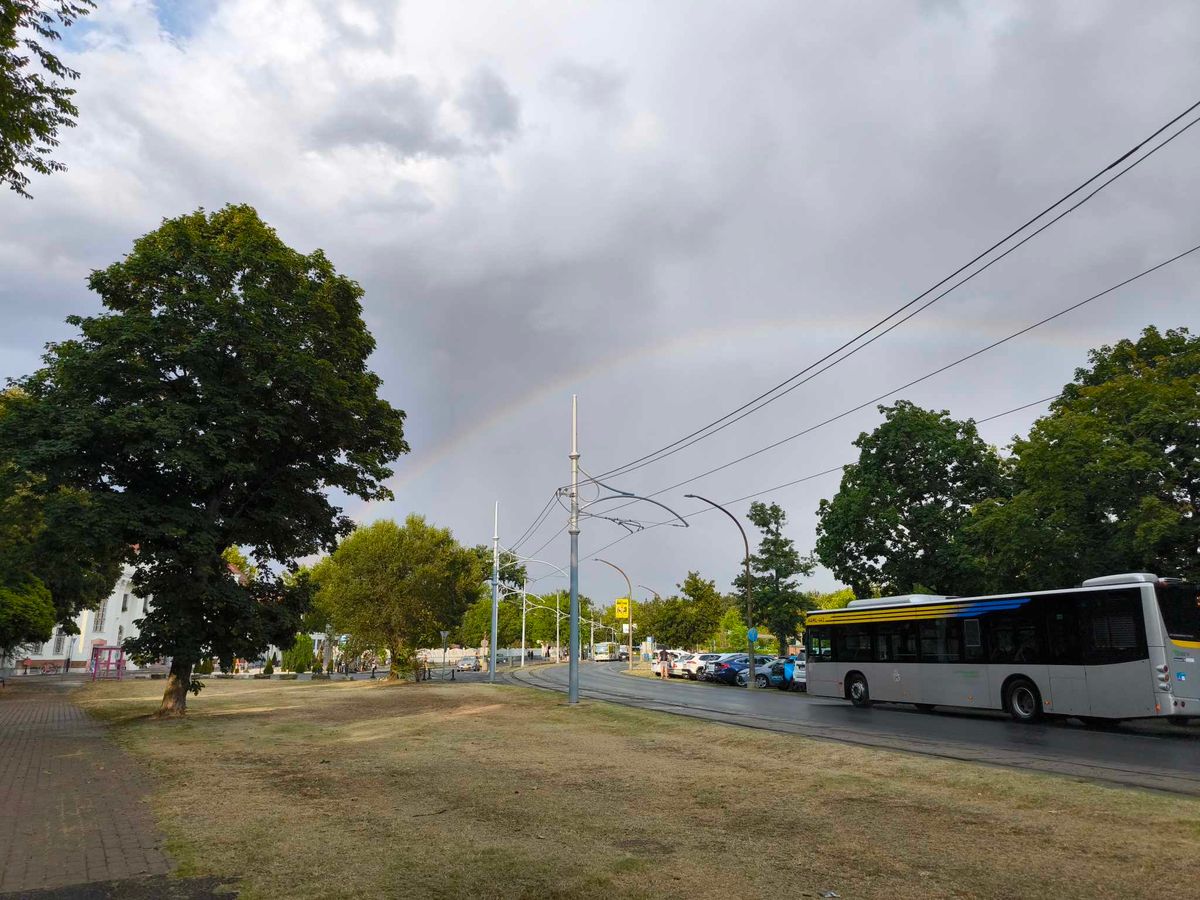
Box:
left=196, top=657, right=215, bottom=675
left=262, top=657, right=274, bottom=675
left=281, top=634, right=313, bottom=673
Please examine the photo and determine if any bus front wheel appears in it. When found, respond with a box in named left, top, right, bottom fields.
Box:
left=1005, top=678, right=1042, bottom=723
left=846, top=673, right=871, bottom=708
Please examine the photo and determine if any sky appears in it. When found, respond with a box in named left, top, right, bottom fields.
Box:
left=3, top=0, right=1199, bottom=608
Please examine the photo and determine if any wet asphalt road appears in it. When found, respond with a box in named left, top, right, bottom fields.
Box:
left=505, top=662, right=1200, bottom=795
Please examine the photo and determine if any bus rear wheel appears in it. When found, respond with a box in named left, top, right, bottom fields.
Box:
left=1005, top=678, right=1042, bottom=723
left=846, top=673, right=871, bottom=708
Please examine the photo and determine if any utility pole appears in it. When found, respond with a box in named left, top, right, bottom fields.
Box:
left=520, top=579, right=527, bottom=668
left=685, top=494, right=756, bottom=690
left=568, top=395, right=581, bottom=704
left=489, top=501, right=500, bottom=684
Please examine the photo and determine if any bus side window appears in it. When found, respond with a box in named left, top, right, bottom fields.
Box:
left=807, top=627, right=832, bottom=662
left=876, top=621, right=918, bottom=663
left=1081, top=591, right=1147, bottom=665
left=987, top=611, right=1042, bottom=665
left=963, top=618, right=984, bottom=662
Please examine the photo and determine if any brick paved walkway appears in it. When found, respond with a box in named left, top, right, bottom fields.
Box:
left=0, top=679, right=170, bottom=894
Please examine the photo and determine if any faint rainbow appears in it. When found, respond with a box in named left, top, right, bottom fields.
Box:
left=381, top=311, right=1089, bottom=495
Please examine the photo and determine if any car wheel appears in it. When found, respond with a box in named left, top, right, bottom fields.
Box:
left=735, top=671, right=748, bottom=687
left=754, top=674, right=769, bottom=688
left=1005, top=678, right=1042, bottom=723
left=846, top=673, right=871, bottom=708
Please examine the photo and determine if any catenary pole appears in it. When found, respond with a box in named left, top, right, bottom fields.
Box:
left=489, top=501, right=499, bottom=683
left=596, top=559, right=633, bottom=671
left=568, top=395, right=581, bottom=704
left=520, top=579, right=527, bottom=667
left=685, top=494, right=756, bottom=689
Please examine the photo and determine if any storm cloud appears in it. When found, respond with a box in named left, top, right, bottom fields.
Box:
left=3, top=0, right=1199, bottom=604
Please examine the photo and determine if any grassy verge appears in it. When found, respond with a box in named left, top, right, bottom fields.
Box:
left=78, top=679, right=1199, bottom=900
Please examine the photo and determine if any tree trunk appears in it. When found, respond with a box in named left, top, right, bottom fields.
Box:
left=155, top=657, right=192, bottom=717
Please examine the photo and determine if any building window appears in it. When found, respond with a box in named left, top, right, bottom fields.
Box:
left=53, top=630, right=65, bottom=654
left=93, top=598, right=107, bottom=632
left=121, top=593, right=129, bottom=612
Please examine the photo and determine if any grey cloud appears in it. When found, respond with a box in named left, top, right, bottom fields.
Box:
left=457, top=67, right=520, bottom=139
left=309, top=76, right=462, bottom=157
left=548, top=61, right=626, bottom=109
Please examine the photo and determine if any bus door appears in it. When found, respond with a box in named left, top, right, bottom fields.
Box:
left=1044, top=596, right=1090, bottom=717
left=1081, top=591, right=1152, bottom=718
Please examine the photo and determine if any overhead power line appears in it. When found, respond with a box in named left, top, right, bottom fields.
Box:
left=581, top=98, right=1200, bottom=486
left=581, top=393, right=1062, bottom=563
left=593, top=241, right=1200, bottom=513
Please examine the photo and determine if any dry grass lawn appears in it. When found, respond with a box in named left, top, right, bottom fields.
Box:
left=78, top=678, right=1199, bottom=900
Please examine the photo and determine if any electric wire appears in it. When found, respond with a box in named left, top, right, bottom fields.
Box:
left=581, top=392, right=1062, bottom=562
left=595, top=241, right=1200, bottom=514
left=580, top=98, right=1200, bottom=486
left=508, top=491, right=561, bottom=553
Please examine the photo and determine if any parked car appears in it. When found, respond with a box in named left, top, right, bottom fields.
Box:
left=753, top=659, right=796, bottom=690
left=712, top=654, right=777, bottom=686
left=683, top=652, right=723, bottom=680
left=456, top=656, right=481, bottom=672
left=650, top=650, right=691, bottom=677
left=702, top=653, right=743, bottom=681
left=618, top=648, right=630, bottom=661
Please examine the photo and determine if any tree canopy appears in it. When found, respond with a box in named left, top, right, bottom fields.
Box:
left=814, top=401, right=1007, bottom=597
left=0, top=205, right=407, bottom=713
left=734, top=501, right=813, bottom=655
left=316, top=517, right=482, bottom=678
left=1, top=1, right=94, bottom=197
left=967, top=326, right=1200, bottom=588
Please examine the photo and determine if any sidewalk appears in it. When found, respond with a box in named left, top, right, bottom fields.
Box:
left=0, top=679, right=171, bottom=895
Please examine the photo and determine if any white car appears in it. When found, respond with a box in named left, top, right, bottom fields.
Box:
left=650, top=650, right=691, bottom=677
left=682, top=652, right=722, bottom=680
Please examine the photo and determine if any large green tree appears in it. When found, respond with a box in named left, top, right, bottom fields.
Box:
left=1, top=401, right=123, bottom=636
left=1, top=1, right=94, bottom=197
left=631, top=572, right=728, bottom=650
left=967, top=326, right=1200, bottom=588
left=0, top=205, right=407, bottom=714
left=734, top=501, right=814, bottom=655
left=316, top=517, right=482, bottom=679
left=0, top=577, right=54, bottom=663
left=814, top=401, right=1007, bottom=597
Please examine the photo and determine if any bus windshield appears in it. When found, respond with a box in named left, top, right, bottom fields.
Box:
left=1156, top=582, right=1200, bottom=642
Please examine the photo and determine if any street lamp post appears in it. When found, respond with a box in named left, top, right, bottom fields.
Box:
left=520, top=579, right=527, bottom=667
left=685, top=494, right=756, bottom=690
left=596, top=558, right=634, bottom=671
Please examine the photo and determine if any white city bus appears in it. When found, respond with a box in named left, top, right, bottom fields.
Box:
left=593, top=641, right=620, bottom=662
left=804, top=573, right=1199, bottom=724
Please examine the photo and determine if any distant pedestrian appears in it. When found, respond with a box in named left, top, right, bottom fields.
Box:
left=657, top=647, right=670, bottom=680
left=370, top=663, right=377, bottom=679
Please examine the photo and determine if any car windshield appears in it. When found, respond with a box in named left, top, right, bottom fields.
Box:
left=1157, top=582, right=1200, bottom=642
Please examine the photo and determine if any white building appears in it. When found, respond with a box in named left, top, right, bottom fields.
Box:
left=11, top=566, right=153, bottom=673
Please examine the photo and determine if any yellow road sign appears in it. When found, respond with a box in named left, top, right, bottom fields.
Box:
left=615, top=597, right=630, bottom=618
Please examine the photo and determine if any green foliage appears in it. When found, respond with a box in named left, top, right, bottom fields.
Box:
left=808, top=587, right=856, bottom=610
left=459, top=594, right=521, bottom=647
left=196, top=657, right=214, bottom=675
left=281, top=633, right=313, bottom=674
left=815, top=401, right=1007, bottom=597
left=221, top=547, right=258, bottom=582
left=1, top=391, right=123, bottom=632
left=0, top=1, right=94, bottom=197
left=628, top=572, right=727, bottom=650
left=472, top=545, right=528, bottom=591
left=967, top=326, right=1200, bottom=588
left=733, top=501, right=814, bottom=655
left=316, top=517, right=482, bottom=678
left=0, top=205, right=407, bottom=710
left=0, top=576, right=54, bottom=658
left=262, top=656, right=274, bottom=675
left=712, top=606, right=773, bottom=653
